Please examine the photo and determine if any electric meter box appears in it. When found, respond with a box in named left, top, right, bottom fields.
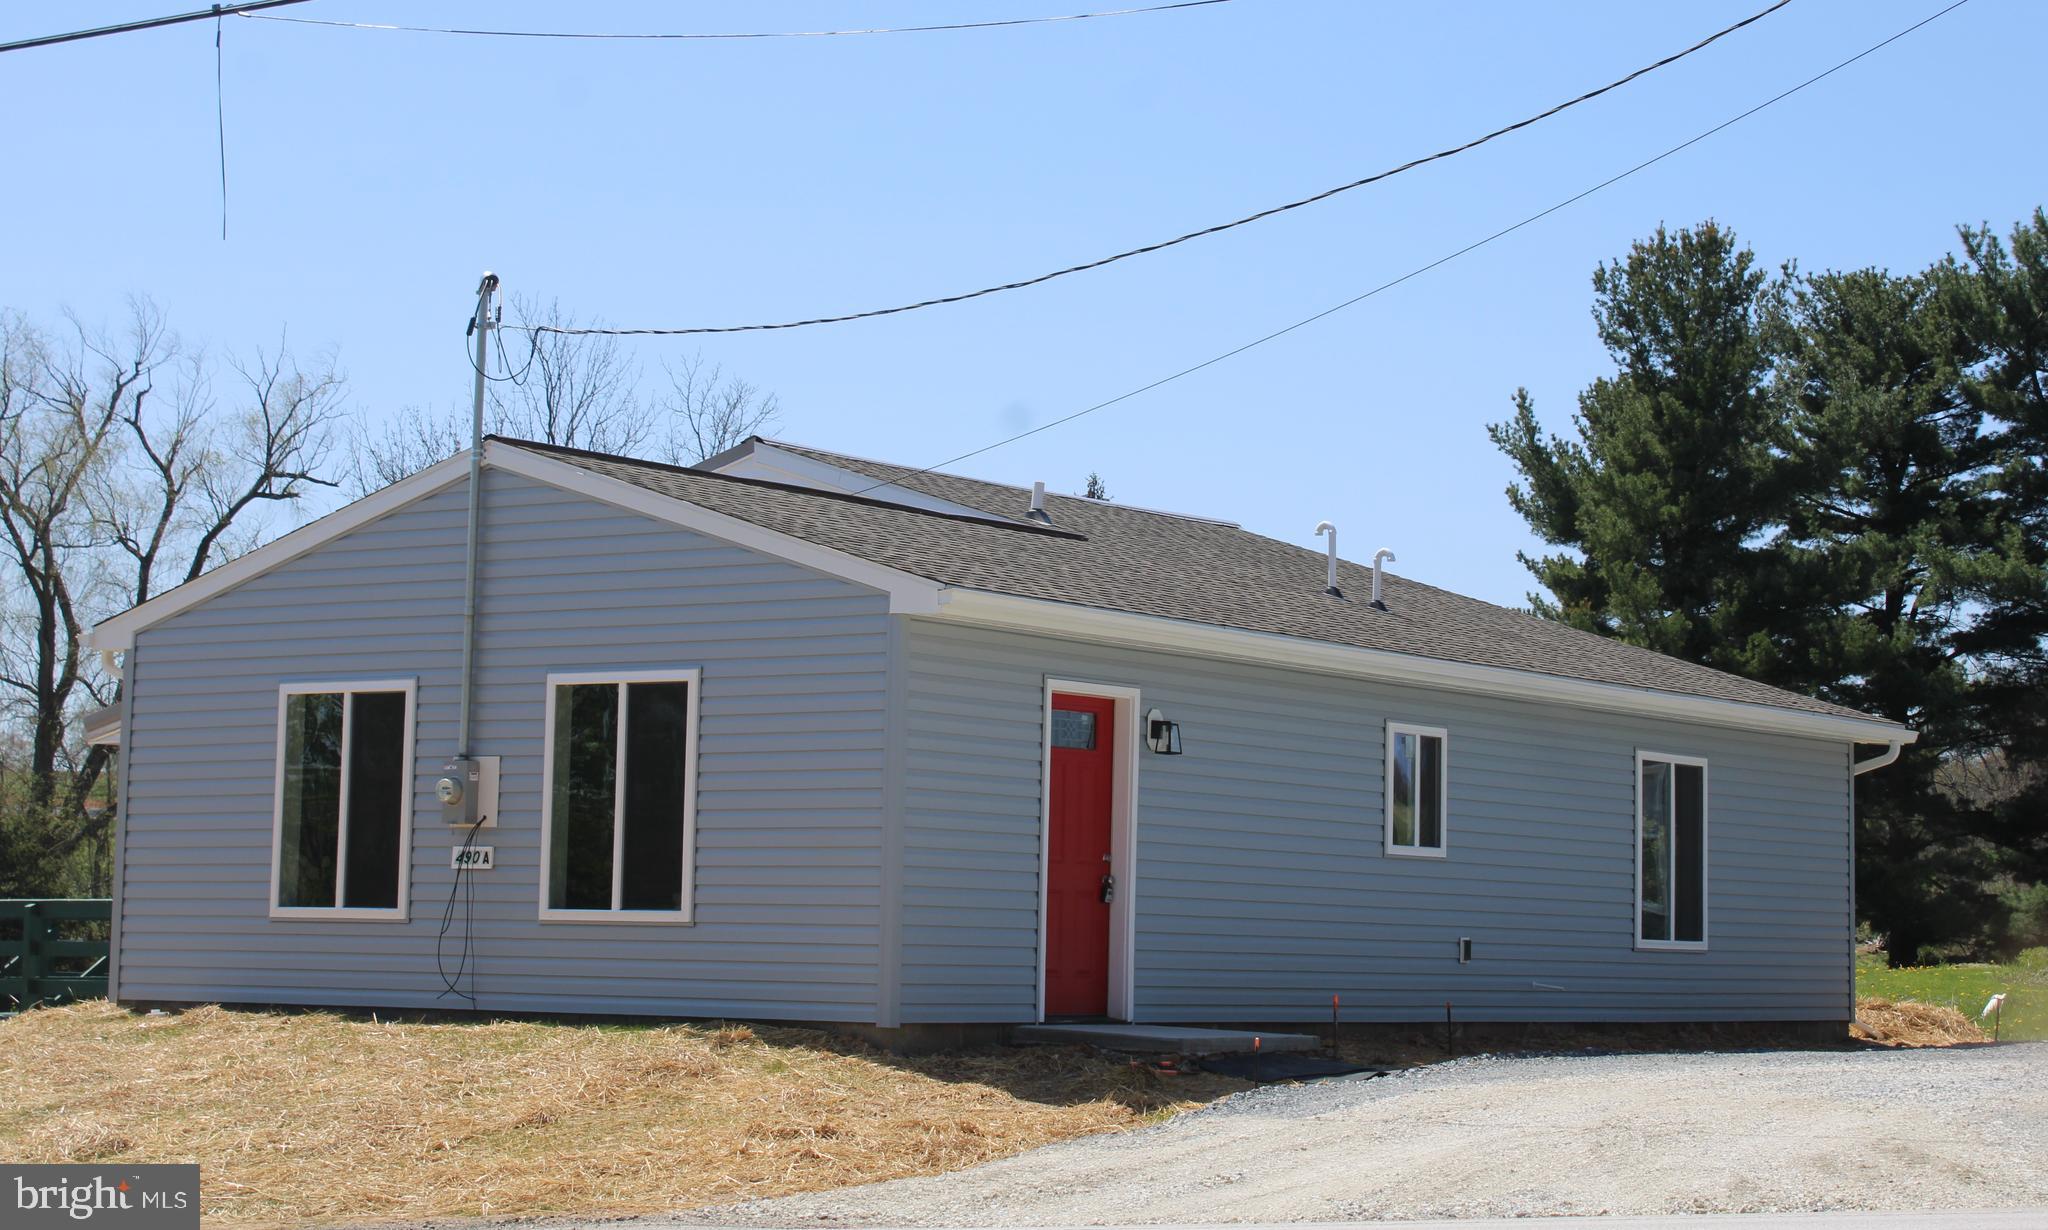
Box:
left=436, top=755, right=499, bottom=827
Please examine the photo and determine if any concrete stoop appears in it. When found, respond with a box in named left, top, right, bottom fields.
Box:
left=1011, top=1022, right=1321, bottom=1055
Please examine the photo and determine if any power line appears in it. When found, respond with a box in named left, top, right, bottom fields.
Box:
left=523, top=0, right=1795, bottom=337
left=0, top=0, right=308, bottom=55
left=847, top=0, right=1972, bottom=498
left=243, top=0, right=1236, bottom=40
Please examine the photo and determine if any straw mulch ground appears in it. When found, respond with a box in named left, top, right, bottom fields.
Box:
left=0, top=1002, right=1245, bottom=1227
left=1851, top=995, right=1987, bottom=1046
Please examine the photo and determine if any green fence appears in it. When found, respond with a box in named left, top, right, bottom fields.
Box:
left=1, top=898, right=111, bottom=1013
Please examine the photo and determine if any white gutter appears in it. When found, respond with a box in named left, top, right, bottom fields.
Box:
left=1852, top=741, right=1904, bottom=775
left=931, top=588, right=1918, bottom=746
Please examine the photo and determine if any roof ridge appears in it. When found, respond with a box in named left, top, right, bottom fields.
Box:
left=488, top=436, right=1089, bottom=540
left=763, top=438, right=1243, bottom=527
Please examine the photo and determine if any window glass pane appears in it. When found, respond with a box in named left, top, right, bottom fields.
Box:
left=620, top=681, right=690, bottom=912
left=279, top=692, right=343, bottom=907
left=1390, top=732, right=1415, bottom=847
left=341, top=692, right=407, bottom=909
left=549, top=683, right=618, bottom=910
left=1640, top=759, right=1672, bottom=942
left=1050, top=708, right=1096, bottom=750
left=1674, top=763, right=1705, bottom=943
left=1418, top=734, right=1443, bottom=849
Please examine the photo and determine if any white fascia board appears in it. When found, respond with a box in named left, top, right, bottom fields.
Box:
left=487, top=443, right=944, bottom=614
left=708, top=442, right=1007, bottom=523
left=931, top=588, right=1917, bottom=746
left=81, top=453, right=476, bottom=652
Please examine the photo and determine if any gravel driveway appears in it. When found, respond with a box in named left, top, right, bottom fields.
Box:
left=662, top=1044, right=2048, bottom=1225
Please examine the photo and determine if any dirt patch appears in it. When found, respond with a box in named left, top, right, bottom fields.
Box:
left=1853, top=996, right=1987, bottom=1046
left=0, top=1002, right=1245, bottom=1226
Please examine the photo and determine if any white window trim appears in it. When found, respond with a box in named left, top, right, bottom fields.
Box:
left=269, top=678, right=417, bottom=922
left=537, top=668, right=702, bottom=924
left=1384, top=721, right=1449, bottom=859
left=1634, top=748, right=1710, bottom=952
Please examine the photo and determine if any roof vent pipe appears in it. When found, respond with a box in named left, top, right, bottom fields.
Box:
left=1314, top=522, right=1341, bottom=596
left=1027, top=481, right=1050, bottom=523
left=1371, top=548, right=1396, bottom=610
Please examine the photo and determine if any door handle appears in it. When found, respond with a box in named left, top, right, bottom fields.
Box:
left=1100, top=872, right=1115, bottom=905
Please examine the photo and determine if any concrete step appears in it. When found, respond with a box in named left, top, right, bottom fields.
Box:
left=1011, top=1023, right=1321, bottom=1055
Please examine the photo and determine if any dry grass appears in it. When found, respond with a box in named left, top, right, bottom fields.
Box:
left=0, top=1003, right=1245, bottom=1227
left=1851, top=995, right=1987, bottom=1046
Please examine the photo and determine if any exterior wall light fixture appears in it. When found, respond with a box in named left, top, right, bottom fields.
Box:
left=1145, top=707, right=1183, bottom=755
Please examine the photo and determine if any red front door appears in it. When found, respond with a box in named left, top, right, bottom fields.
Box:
left=1046, top=693, right=1116, bottom=1018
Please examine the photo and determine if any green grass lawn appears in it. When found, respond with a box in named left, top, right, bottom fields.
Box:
left=1856, top=951, right=2047, bottom=1041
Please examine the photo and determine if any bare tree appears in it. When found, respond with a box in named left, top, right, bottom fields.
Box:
left=347, top=296, right=647, bottom=494
left=346, top=403, right=465, bottom=494
left=488, top=296, right=652, bottom=454
left=347, top=299, right=782, bottom=491
left=660, top=352, right=781, bottom=464
left=0, top=303, right=344, bottom=893
left=0, top=308, right=145, bottom=812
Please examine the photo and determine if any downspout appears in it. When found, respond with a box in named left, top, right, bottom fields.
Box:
left=458, top=272, right=498, bottom=758
left=1847, top=738, right=1903, bottom=1028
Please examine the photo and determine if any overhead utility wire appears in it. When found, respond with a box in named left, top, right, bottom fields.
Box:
left=847, top=0, right=1972, bottom=498
left=243, top=0, right=1235, bottom=40
left=524, top=0, right=1794, bottom=337
left=0, top=0, right=308, bottom=55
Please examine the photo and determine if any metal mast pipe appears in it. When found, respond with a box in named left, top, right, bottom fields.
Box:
left=458, top=272, right=498, bottom=757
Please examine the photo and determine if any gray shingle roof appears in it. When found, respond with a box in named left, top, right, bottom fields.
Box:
left=501, top=436, right=1881, bottom=724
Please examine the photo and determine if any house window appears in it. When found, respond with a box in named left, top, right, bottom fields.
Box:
left=272, top=680, right=416, bottom=918
left=539, top=669, right=700, bottom=921
left=1050, top=708, right=1098, bottom=750
left=1637, top=751, right=1708, bottom=948
left=1385, top=722, right=1447, bottom=857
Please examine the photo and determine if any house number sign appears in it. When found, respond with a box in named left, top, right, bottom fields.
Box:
left=450, top=846, right=495, bottom=871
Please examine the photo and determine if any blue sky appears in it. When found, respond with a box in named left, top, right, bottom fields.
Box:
left=3, top=0, right=2037, bottom=607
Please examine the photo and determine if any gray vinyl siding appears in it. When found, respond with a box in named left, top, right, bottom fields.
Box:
left=117, top=470, right=891, bottom=1020
left=900, top=619, right=1854, bottom=1025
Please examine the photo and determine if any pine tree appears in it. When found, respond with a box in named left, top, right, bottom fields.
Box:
left=1491, top=217, right=2048, bottom=965
left=1487, top=222, right=1798, bottom=679
left=1778, top=265, right=1999, bottom=964
left=1945, top=211, right=2048, bottom=905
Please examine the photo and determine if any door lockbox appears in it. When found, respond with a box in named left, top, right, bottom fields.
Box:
left=437, top=756, right=499, bottom=828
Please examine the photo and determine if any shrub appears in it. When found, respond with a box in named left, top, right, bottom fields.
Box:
left=1998, top=881, right=2048, bottom=953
